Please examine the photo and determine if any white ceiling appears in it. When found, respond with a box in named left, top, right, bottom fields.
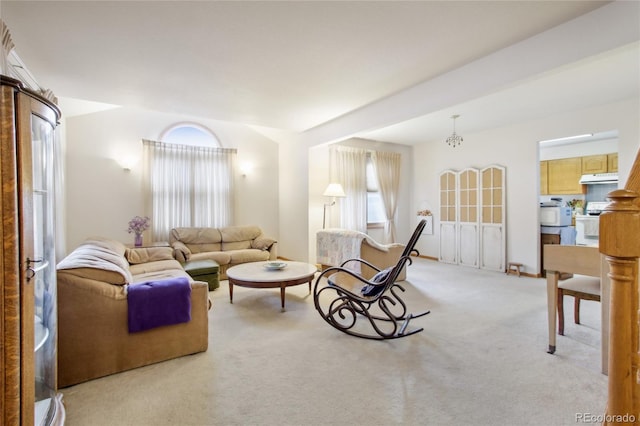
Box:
left=1, top=1, right=638, bottom=146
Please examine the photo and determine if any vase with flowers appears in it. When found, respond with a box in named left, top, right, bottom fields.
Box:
left=127, top=215, right=150, bottom=247
left=567, top=199, right=584, bottom=216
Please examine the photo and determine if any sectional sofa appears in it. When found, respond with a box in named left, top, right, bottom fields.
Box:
left=169, top=225, right=277, bottom=280
left=56, top=237, right=210, bottom=387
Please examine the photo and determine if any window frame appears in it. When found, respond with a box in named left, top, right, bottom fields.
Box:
left=159, top=122, right=221, bottom=147
left=366, top=155, right=386, bottom=229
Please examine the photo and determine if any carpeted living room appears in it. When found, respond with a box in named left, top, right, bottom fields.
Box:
left=59, top=258, right=606, bottom=426
left=2, top=2, right=638, bottom=425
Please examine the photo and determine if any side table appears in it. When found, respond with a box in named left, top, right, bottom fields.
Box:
left=125, top=241, right=170, bottom=249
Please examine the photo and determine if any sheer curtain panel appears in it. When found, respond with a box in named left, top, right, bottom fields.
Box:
left=371, top=151, right=401, bottom=243
left=143, top=139, right=236, bottom=241
left=333, top=146, right=368, bottom=232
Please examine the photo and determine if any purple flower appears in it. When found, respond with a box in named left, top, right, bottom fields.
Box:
left=127, top=216, right=150, bottom=234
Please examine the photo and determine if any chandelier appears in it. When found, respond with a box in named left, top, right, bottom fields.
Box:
left=445, top=114, right=463, bottom=148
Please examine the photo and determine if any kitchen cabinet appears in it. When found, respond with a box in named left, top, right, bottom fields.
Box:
left=608, top=153, right=618, bottom=172
left=547, top=157, right=584, bottom=195
left=540, top=161, right=549, bottom=195
left=582, top=155, right=608, bottom=174
left=1, top=76, right=64, bottom=425
left=540, top=152, right=618, bottom=195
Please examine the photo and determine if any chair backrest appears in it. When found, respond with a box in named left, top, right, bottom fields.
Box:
left=373, top=220, right=426, bottom=292
left=401, top=219, right=426, bottom=258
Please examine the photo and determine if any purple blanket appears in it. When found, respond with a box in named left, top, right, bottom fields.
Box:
left=127, top=277, right=192, bottom=333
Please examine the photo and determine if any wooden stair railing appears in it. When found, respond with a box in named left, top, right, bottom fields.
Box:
left=600, top=147, right=640, bottom=425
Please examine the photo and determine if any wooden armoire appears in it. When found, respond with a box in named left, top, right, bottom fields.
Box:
left=1, top=75, right=64, bottom=425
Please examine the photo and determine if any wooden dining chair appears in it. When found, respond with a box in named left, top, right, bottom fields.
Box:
left=557, top=275, right=601, bottom=335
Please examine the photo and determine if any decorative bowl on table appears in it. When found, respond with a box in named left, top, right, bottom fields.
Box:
left=264, top=261, right=287, bottom=270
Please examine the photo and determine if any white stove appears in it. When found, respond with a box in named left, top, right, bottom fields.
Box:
left=585, top=201, right=609, bottom=216
left=575, top=202, right=608, bottom=246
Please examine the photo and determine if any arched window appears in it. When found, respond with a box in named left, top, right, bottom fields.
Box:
left=143, top=123, right=235, bottom=240
left=159, top=122, right=221, bottom=147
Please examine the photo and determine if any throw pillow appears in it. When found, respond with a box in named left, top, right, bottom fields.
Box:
left=251, top=237, right=276, bottom=251
left=361, top=267, right=393, bottom=297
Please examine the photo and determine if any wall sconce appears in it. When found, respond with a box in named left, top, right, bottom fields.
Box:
left=117, top=156, right=137, bottom=171
left=322, top=183, right=346, bottom=229
left=240, top=162, right=253, bottom=177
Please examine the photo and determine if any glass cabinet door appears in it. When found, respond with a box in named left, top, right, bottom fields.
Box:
left=30, top=110, right=57, bottom=426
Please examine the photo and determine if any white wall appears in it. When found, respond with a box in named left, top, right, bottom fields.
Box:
left=308, top=144, right=330, bottom=260
left=62, top=106, right=280, bottom=254
left=539, top=137, right=618, bottom=161
left=412, top=97, right=639, bottom=275
left=277, top=137, right=312, bottom=262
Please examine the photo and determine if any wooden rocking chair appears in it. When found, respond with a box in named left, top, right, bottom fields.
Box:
left=313, top=220, right=430, bottom=340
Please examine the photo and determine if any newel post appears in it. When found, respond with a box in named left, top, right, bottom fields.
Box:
left=599, top=189, right=640, bottom=424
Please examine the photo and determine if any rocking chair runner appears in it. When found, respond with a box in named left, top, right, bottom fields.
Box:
left=313, top=220, right=430, bottom=340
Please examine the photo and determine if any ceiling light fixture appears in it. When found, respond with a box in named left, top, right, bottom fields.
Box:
left=445, top=114, right=463, bottom=148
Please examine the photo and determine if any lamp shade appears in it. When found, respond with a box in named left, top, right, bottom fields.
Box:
left=323, top=183, right=346, bottom=198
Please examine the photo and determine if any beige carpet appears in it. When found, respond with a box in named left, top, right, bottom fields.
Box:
left=60, top=258, right=607, bottom=425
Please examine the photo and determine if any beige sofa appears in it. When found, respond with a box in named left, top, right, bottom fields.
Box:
left=170, top=225, right=277, bottom=280
left=56, top=237, right=210, bottom=388
left=316, top=229, right=407, bottom=280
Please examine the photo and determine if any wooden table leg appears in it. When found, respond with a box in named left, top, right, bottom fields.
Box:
left=229, top=280, right=234, bottom=303
left=280, top=284, right=286, bottom=311
left=546, top=271, right=559, bottom=354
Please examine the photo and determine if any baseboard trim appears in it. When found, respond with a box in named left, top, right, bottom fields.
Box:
left=417, top=254, right=438, bottom=261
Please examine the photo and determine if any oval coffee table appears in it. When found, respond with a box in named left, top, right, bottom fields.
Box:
left=226, top=261, right=318, bottom=311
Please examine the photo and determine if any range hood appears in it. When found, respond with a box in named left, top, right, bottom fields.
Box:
left=579, top=172, right=618, bottom=184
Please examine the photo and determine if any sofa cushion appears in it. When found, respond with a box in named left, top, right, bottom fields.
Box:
left=57, top=237, right=133, bottom=285
left=222, top=240, right=252, bottom=251
left=190, top=251, right=232, bottom=265
left=189, top=242, right=223, bottom=254
left=57, top=267, right=131, bottom=286
left=227, top=249, right=271, bottom=264
left=171, top=228, right=223, bottom=253
left=219, top=225, right=262, bottom=243
left=171, top=227, right=222, bottom=244
left=126, top=247, right=174, bottom=265
left=129, top=259, right=184, bottom=276
left=131, top=269, right=193, bottom=284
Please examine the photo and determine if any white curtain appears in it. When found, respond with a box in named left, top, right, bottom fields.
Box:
left=143, top=139, right=236, bottom=241
left=1, top=19, right=15, bottom=75
left=372, top=150, right=401, bottom=242
left=333, top=146, right=368, bottom=232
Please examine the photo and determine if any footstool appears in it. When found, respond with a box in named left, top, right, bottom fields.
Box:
left=183, top=259, right=220, bottom=291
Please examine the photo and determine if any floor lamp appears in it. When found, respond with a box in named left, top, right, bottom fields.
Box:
left=322, top=183, right=346, bottom=229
